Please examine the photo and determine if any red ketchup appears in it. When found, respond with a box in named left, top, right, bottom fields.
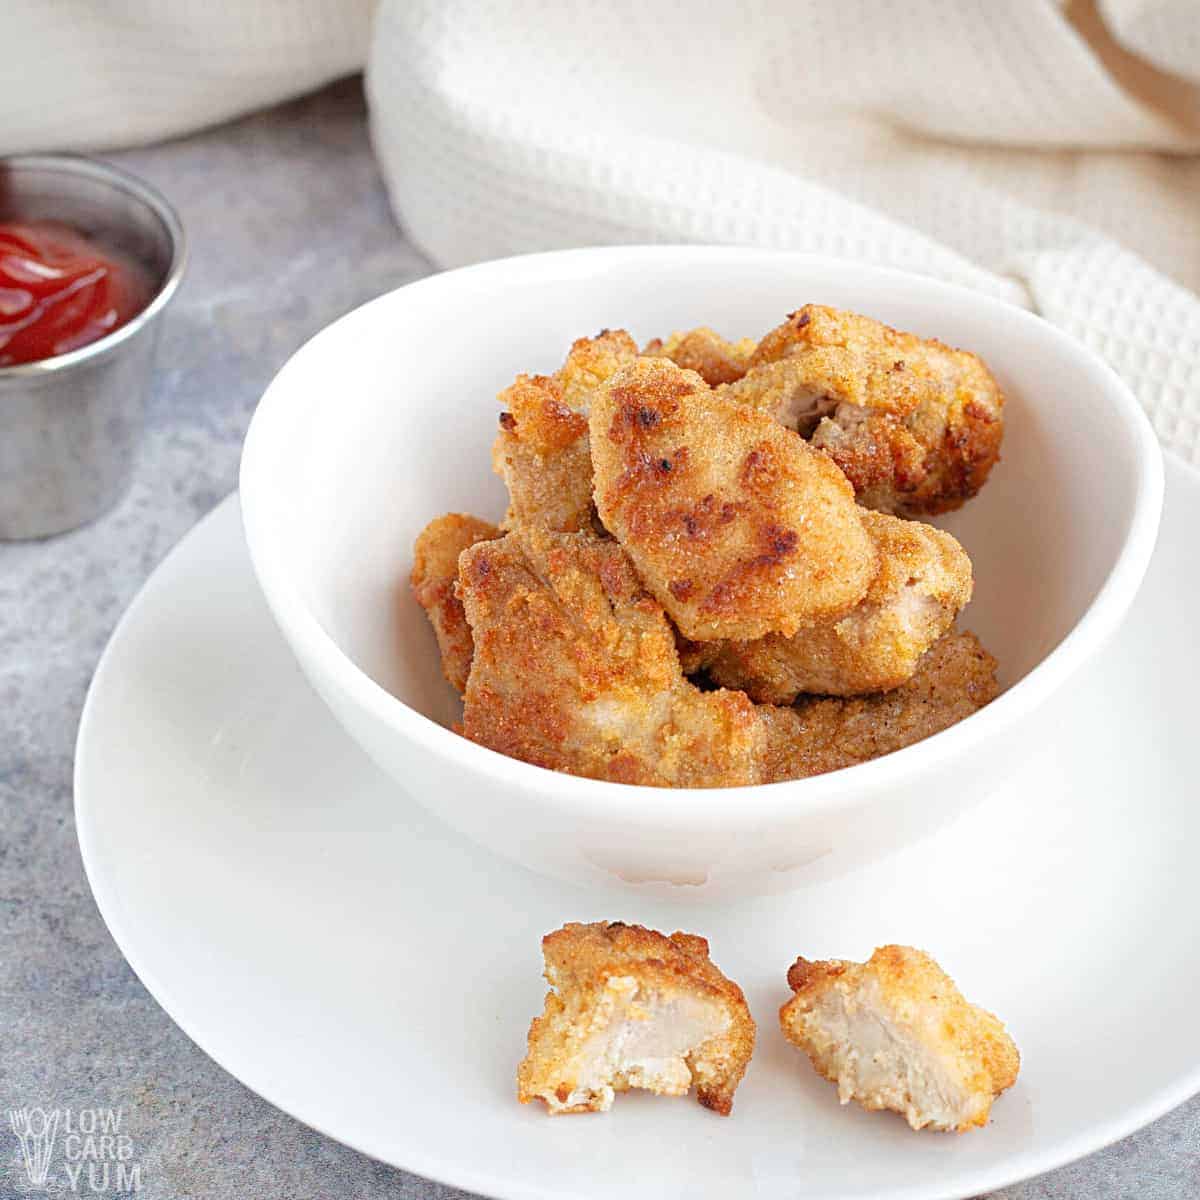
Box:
left=0, top=221, right=153, bottom=366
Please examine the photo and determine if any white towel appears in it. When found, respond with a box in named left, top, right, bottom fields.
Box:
left=1, top=1, right=373, bottom=151
left=4, top=0, right=1198, bottom=462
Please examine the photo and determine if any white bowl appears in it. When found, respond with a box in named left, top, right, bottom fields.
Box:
left=239, top=246, right=1162, bottom=899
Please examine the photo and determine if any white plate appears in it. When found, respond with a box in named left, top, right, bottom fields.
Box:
left=75, top=456, right=1200, bottom=1200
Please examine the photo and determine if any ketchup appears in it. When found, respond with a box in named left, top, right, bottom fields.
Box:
left=0, top=221, right=153, bottom=366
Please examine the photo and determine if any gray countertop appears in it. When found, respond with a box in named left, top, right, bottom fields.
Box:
left=1, top=79, right=1196, bottom=1200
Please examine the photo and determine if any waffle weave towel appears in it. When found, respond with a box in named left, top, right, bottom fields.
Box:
left=5, top=0, right=1198, bottom=460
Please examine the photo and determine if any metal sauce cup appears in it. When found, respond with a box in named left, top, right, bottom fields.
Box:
left=0, top=155, right=186, bottom=539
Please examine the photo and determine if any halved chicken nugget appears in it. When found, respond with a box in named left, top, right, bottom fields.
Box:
left=699, top=510, right=973, bottom=699
left=518, top=921, right=756, bottom=1115
left=410, top=512, right=500, bottom=693
left=780, top=945, right=1020, bottom=1132
left=590, top=357, right=876, bottom=642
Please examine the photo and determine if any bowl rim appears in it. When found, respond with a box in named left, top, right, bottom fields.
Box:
left=239, top=244, right=1165, bottom=824
left=0, top=153, right=188, bottom=380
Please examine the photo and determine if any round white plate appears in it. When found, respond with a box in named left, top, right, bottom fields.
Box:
left=76, top=456, right=1200, bottom=1200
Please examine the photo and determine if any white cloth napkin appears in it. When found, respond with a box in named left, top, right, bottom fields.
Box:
left=366, top=0, right=1200, bottom=464
left=5, top=0, right=1198, bottom=463
left=2, top=1, right=373, bottom=152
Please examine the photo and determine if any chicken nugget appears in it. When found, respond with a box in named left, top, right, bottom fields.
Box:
left=590, top=357, right=876, bottom=642
left=780, top=945, right=1020, bottom=1131
left=410, top=513, right=500, bottom=692
left=519, top=921, right=756, bottom=1115
left=725, top=305, right=1004, bottom=515
left=757, top=631, right=999, bottom=782
left=643, top=326, right=757, bottom=386
left=492, top=329, right=637, bottom=532
left=699, top=510, right=973, bottom=700
left=458, top=528, right=764, bottom=787
left=458, top=530, right=997, bottom=786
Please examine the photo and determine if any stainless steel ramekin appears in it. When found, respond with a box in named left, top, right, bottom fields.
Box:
left=0, top=155, right=187, bottom=539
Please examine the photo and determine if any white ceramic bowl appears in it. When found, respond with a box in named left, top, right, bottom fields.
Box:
left=239, top=246, right=1162, bottom=899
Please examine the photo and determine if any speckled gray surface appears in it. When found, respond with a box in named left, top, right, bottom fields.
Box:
left=0, top=79, right=1196, bottom=1200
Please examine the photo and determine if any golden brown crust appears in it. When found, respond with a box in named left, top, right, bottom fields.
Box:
left=590, top=357, right=876, bottom=642
left=458, top=529, right=997, bottom=786
left=519, top=921, right=756, bottom=1115
left=458, top=528, right=764, bottom=787
left=732, top=305, right=1004, bottom=516
left=643, top=327, right=757, bottom=387
left=557, top=328, right=642, bottom=409
left=492, top=330, right=637, bottom=533
left=757, top=632, right=999, bottom=782
left=541, top=922, right=747, bottom=1019
left=701, top=510, right=974, bottom=699
left=410, top=513, right=501, bottom=692
left=780, top=945, right=1020, bottom=1132
left=415, top=310, right=1007, bottom=787
left=492, top=373, right=596, bottom=534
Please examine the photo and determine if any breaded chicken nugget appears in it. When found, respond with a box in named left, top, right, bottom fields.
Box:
left=590, top=358, right=876, bottom=642
left=458, top=527, right=764, bottom=786
left=410, top=513, right=500, bottom=692
left=756, top=632, right=998, bottom=782
left=699, top=510, right=973, bottom=700
left=492, top=329, right=638, bottom=532
left=726, top=305, right=1004, bottom=516
left=643, top=327, right=757, bottom=386
left=518, top=921, right=756, bottom=1115
left=458, top=529, right=997, bottom=786
left=492, top=375, right=595, bottom=534
left=780, top=945, right=1020, bottom=1131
